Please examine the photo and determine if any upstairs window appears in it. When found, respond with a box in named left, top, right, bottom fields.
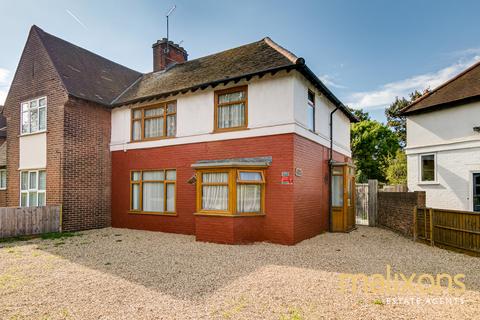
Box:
left=131, top=101, right=176, bottom=141
left=214, top=86, right=248, bottom=131
left=21, top=97, right=47, bottom=134
left=307, top=90, right=315, bottom=131
left=420, top=154, right=436, bottom=182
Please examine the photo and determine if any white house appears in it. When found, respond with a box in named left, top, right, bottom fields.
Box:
left=402, top=62, right=480, bottom=212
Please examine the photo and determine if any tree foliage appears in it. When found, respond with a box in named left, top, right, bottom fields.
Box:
left=348, top=107, right=370, bottom=122
left=385, top=150, right=407, bottom=185
left=385, top=90, right=423, bottom=148
left=351, top=120, right=400, bottom=183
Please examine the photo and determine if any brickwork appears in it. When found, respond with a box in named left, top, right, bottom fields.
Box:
left=377, top=191, right=426, bottom=237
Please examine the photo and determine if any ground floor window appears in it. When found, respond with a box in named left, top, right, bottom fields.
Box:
left=20, top=170, right=46, bottom=207
left=196, top=168, right=265, bottom=215
left=0, top=169, right=6, bottom=190
left=130, top=169, right=176, bottom=214
left=420, top=153, right=436, bottom=182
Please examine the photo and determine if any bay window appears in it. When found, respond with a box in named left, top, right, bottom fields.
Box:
left=214, top=86, right=247, bottom=131
left=20, top=170, right=46, bottom=207
left=131, top=101, right=176, bottom=141
left=196, top=168, right=265, bottom=215
left=130, top=169, right=176, bottom=214
left=21, top=97, right=47, bottom=134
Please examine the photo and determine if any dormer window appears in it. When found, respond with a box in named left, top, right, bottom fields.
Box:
left=214, top=86, right=248, bottom=132
left=21, top=97, right=47, bottom=134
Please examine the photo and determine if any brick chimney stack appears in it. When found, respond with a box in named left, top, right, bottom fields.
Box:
left=152, top=38, right=188, bottom=72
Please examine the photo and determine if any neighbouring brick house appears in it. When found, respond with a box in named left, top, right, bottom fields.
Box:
left=3, top=25, right=357, bottom=244
left=0, top=106, right=6, bottom=206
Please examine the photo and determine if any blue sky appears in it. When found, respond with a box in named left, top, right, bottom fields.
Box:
left=1, top=0, right=480, bottom=122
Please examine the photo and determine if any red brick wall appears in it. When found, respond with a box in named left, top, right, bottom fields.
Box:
left=3, top=27, right=67, bottom=208
left=0, top=191, right=6, bottom=207
left=112, top=134, right=296, bottom=244
left=293, top=135, right=350, bottom=243
left=62, top=98, right=112, bottom=231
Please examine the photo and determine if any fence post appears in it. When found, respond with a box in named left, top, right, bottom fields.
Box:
left=413, top=206, right=417, bottom=242
left=429, top=208, right=434, bottom=246
left=367, top=180, right=378, bottom=226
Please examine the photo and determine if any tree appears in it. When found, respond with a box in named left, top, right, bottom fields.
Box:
left=385, top=150, right=407, bottom=185
left=351, top=120, right=400, bottom=183
left=348, top=107, right=370, bottom=122
left=385, top=90, right=423, bottom=148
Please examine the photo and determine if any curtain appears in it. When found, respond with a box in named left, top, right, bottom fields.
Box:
left=237, top=184, right=261, bottom=213
left=144, top=117, right=164, bottom=138
left=143, top=182, right=164, bottom=212
left=218, top=103, right=245, bottom=128
left=167, top=115, right=176, bottom=137
left=202, top=172, right=228, bottom=210
left=166, top=183, right=175, bottom=212
left=132, top=120, right=141, bottom=140
left=131, top=184, right=140, bottom=210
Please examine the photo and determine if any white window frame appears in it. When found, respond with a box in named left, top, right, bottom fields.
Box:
left=19, top=169, right=46, bottom=207
left=0, top=169, right=6, bottom=190
left=20, top=96, right=47, bottom=135
left=419, top=153, right=437, bottom=184
left=307, top=90, right=315, bottom=132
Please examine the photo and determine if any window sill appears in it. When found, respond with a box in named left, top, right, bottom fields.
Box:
left=18, top=130, right=47, bottom=138
left=128, top=211, right=177, bottom=216
left=212, top=127, right=249, bottom=134
left=0, top=188, right=6, bottom=191
left=418, top=181, right=440, bottom=186
left=130, top=136, right=176, bottom=143
left=194, top=212, right=265, bottom=217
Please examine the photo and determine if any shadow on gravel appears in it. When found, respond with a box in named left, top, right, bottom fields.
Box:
left=27, top=226, right=480, bottom=301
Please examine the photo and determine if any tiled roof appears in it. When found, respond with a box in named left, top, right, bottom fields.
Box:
left=402, top=60, right=480, bottom=114
left=33, top=26, right=142, bottom=105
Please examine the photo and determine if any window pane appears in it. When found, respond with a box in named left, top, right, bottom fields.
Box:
left=144, top=107, right=164, bottom=117
left=38, top=192, right=46, bottom=206
left=131, top=184, right=140, bottom=210
left=22, top=103, right=29, bottom=112
left=332, top=175, right=344, bottom=207
left=143, top=182, right=164, bottom=212
left=39, top=107, right=46, bottom=131
left=167, top=103, right=176, bottom=113
left=132, top=120, right=141, bottom=140
left=39, top=98, right=46, bottom=107
left=144, top=117, right=164, bottom=138
left=307, top=105, right=314, bottom=131
left=22, top=111, right=29, bottom=134
left=143, top=171, right=164, bottom=181
left=421, top=155, right=435, bottom=181
left=21, top=193, right=28, bottom=207
left=38, top=171, right=46, bottom=190
left=202, top=186, right=228, bottom=210
left=131, top=171, right=141, bottom=181
left=217, top=103, right=245, bottom=129
left=166, top=115, right=176, bottom=137
left=30, top=109, right=39, bottom=132
left=29, top=172, right=37, bottom=189
left=202, top=172, right=228, bottom=184
left=29, top=192, right=38, bottom=207
left=166, top=170, right=176, bottom=181
left=239, top=171, right=262, bottom=181
left=219, top=91, right=245, bottom=104
left=237, top=184, right=261, bottom=213
left=308, top=91, right=315, bottom=104
left=0, top=171, right=6, bottom=189
left=166, top=183, right=175, bottom=212
left=30, top=100, right=37, bottom=108
left=21, top=172, right=28, bottom=190
left=133, top=109, right=142, bottom=119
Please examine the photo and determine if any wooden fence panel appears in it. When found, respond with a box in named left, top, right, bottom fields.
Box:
left=0, top=205, right=62, bottom=239
left=415, top=207, right=480, bottom=255
left=355, top=183, right=369, bottom=225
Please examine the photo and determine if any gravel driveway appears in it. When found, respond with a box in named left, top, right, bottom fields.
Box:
left=0, top=226, right=479, bottom=320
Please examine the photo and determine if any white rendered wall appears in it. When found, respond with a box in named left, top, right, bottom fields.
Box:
left=111, top=71, right=352, bottom=157
left=406, top=101, right=480, bottom=211
left=19, top=133, right=47, bottom=170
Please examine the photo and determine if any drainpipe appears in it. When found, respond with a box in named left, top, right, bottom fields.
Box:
left=328, top=107, right=339, bottom=232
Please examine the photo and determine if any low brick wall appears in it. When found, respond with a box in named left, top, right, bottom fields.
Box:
left=377, top=191, right=425, bottom=237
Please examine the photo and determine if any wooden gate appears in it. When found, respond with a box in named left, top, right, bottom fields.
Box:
left=355, top=183, right=369, bottom=225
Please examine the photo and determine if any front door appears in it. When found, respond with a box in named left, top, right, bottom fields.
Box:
left=474, top=173, right=480, bottom=212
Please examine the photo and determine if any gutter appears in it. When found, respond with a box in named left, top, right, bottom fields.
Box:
left=328, top=106, right=339, bottom=232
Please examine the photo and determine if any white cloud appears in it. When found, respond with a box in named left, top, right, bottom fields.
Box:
left=0, top=68, right=10, bottom=105
left=319, top=74, right=346, bottom=89
left=347, top=55, right=480, bottom=110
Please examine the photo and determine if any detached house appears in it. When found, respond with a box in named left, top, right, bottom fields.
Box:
left=402, top=61, right=480, bottom=212
left=3, top=26, right=356, bottom=244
